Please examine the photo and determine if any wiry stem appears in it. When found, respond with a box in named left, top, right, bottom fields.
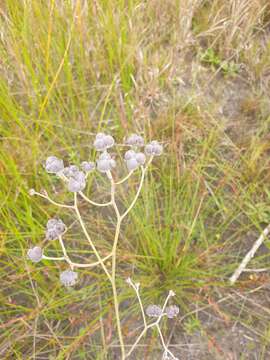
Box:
left=126, top=279, right=147, bottom=328
left=115, top=170, right=134, bottom=185
left=73, top=193, right=112, bottom=280
left=107, top=170, right=126, bottom=358
left=79, top=191, right=112, bottom=207
left=42, top=252, right=112, bottom=268
left=31, top=190, right=74, bottom=209
left=32, top=155, right=158, bottom=359
left=121, top=166, right=146, bottom=219
left=125, top=289, right=176, bottom=359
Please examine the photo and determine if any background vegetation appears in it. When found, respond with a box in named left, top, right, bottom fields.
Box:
left=1, top=0, right=270, bottom=358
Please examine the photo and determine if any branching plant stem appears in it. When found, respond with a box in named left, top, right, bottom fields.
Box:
left=32, top=159, right=153, bottom=359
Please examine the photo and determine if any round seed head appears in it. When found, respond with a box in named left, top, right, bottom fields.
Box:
left=145, top=141, right=163, bottom=156
left=62, top=165, right=80, bottom=178
left=27, top=246, right=43, bottom=263
left=46, top=218, right=66, bottom=240
left=135, top=152, right=146, bottom=165
left=104, top=135, right=114, bottom=148
left=97, top=152, right=116, bottom=172
left=144, top=144, right=154, bottom=155
left=45, top=156, right=64, bottom=174
left=165, top=305, right=179, bottom=318
left=81, top=161, right=95, bottom=173
left=153, top=143, right=163, bottom=155
left=60, top=270, right=78, bottom=287
left=67, top=175, right=86, bottom=192
left=94, top=133, right=115, bottom=151
left=94, top=138, right=106, bottom=151
left=126, top=158, right=139, bottom=171
left=126, top=134, right=144, bottom=147
left=145, top=304, right=163, bottom=317
left=124, top=150, right=136, bottom=160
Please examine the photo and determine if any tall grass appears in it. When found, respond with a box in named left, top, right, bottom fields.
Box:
left=1, top=0, right=270, bottom=358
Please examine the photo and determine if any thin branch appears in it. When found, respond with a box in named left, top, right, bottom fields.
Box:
left=229, top=224, right=270, bottom=285
left=127, top=278, right=147, bottom=328
left=157, top=325, right=178, bottom=360
left=125, top=290, right=175, bottom=358
left=79, top=191, right=112, bottom=207
left=115, top=170, right=134, bottom=185
left=42, top=252, right=112, bottom=268
left=42, top=255, right=66, bottom=261
left=121, top=167, right=145, bottom=219
left=32, top=190, right=74, bottom=209
left=73, top=193, right=112, bottom=280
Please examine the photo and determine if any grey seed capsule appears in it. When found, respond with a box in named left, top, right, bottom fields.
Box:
left=27, top=246, right=43, bottom=263
left=60, top=270, right=78, bottom=287
left=45, top=156, right=64, bottom=174
left=145, top=144, right=154, bottom=155
left=124, top=150, right=136, bottom=160
left=67, top=177, right=86, bottom=192
left=145, top=304, right=163, bottom=317
left=104, top=135, right=114, bottom=147
left=145, top=141, right=163, bottom=156
left=81, top=161, right=95, bottom=172
left=62, top=165, right=80, bottom=178
left=46, top=218, right=66, bottom=240
left=135, top=152, right=146, bottom=165
left=165, top=305, right=179, bottom=318
left=126, top=158, right=139, bottom=171
left=94, top=138, right=106, bottom=151
left=126, top=134, right=144, bottom=147
left=97, top=159, right=111, bottom=172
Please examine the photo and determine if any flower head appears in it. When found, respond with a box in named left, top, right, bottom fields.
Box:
left=145, top=141, right=163, bottom=156
left=45, top=156, right=64, bottom=174
left=145, top=304, right=163, bottom=318
left=67, top=171, right=86, bottom=192
left=126, top=134, right=144, bottom=147
left=96, top=152, right=116, bottom=173
left=81, top=161, right=95, bottom=173
left=62, top=165, right=80, bottom=178
left=29, top=188, right=36, bottom=196
left=124, top=150, right=146, bottom=171
left=60, top=270, right=78, bottom=287
left=165, top=305, right=179, bottom=319
left=27, top=246, right=43, bottom=263
left=45, top=218, right=66, bottom=240
left=94, top=133, right=115, bottom=151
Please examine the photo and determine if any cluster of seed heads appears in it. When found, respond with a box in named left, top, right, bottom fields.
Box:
left=43, top=133, right=163, bottom=192
left=28, top=133, right=163, bottom=287
left=145, top=304, right=179, bottom=319
left=27, top=133, right=179, bottom=359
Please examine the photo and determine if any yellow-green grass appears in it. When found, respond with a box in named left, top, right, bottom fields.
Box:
left=1, top=0, right=270, bottom=358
